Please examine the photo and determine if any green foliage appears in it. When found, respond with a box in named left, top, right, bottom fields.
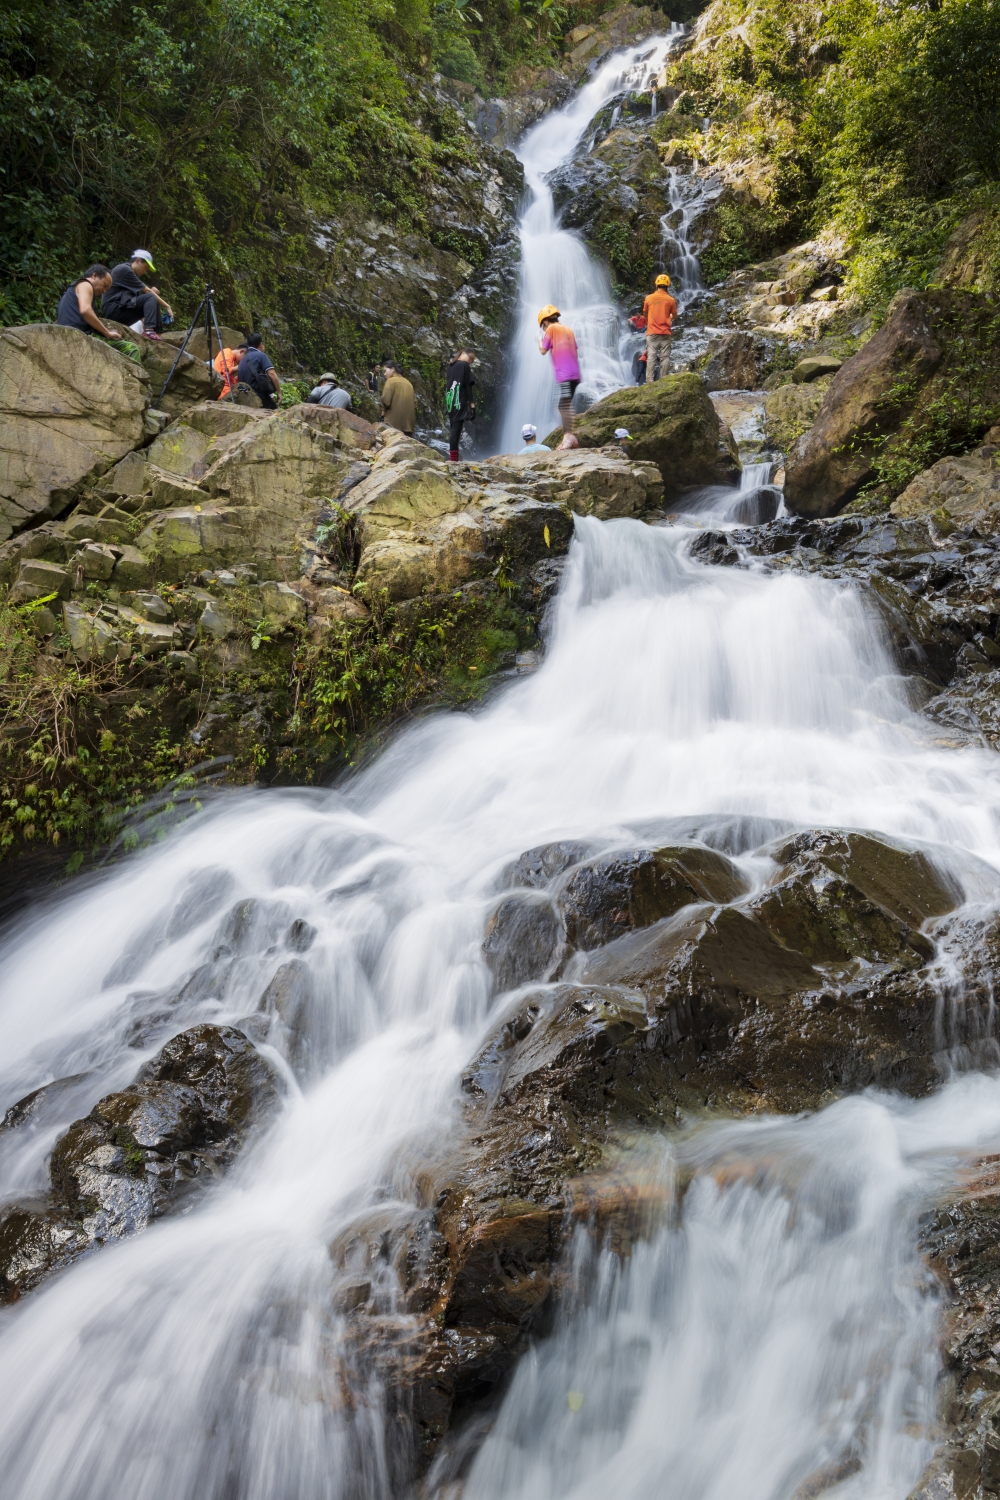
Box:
left=667, top=0, right=1000, bottom=309
left=302, top=585, right=525, bottom=757
left=0, top=0, right=506, bottom=330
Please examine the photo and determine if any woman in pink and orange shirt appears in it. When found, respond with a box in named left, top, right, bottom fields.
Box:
left=538, top=305, right=580, bottom=447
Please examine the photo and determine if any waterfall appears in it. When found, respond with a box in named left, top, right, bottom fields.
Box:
left=4, top=515, right=1000, bottom=1499
left=498, top=35, right=685, bottom=453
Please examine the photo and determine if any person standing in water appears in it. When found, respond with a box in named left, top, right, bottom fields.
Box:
left=537, top=306, right=580, bottom=448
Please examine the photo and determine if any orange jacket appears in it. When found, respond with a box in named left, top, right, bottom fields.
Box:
left=642, top=289, right=677, bottom=336
left=214, top=347, right=242, bottom=397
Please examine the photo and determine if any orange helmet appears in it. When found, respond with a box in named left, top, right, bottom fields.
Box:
left=537, top=305, right=561, bottom=325
left=655, top=274, right=672, bottom=288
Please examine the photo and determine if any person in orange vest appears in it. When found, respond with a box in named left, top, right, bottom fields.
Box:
left=214, top=342, right=248, bottom=399
left=642, top=274, right=678, bottom=382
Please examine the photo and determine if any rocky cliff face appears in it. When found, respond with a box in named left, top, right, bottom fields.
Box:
left=274, top=92, right=525, bottom=437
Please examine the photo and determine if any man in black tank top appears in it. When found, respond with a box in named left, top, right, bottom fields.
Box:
left=56, top=266, right=122, bottom=340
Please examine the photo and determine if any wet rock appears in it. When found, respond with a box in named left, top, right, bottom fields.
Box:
left=730, top=488, right=779, bottom=524
left=701, top=331, right=772, bottom=392
left=0, top=1204, right=89, bottom=1304
left=785, top=290, right=1000, bottom=517
left=0, top=1024, right=280, bottom=1303
left=0, top=324, right=148, bottom=541
left=483, top=894, right=562, bottom=992
left=562, top=374, right=742, bottom=499
left=557, top=844, right=748, bottom=951
left=502, top=840, right=593, bottom=890
left=912, top=1157, right=1000, bottom=1500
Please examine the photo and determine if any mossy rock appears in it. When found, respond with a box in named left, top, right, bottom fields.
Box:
left=545, top=373, right=741, bottom=498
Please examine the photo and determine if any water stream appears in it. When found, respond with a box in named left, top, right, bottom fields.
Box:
left=3, top=516, right=1000, bottom=1496
left=498, top=33, right=684, bottom=452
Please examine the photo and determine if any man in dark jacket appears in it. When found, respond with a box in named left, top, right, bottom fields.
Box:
left=445, top=348, right=476, bottom=461
left=238, top=333, right=281, bottom=410
left=100, top=252, right=172, bottom=337
left=55, top=266, right=122, bottom=340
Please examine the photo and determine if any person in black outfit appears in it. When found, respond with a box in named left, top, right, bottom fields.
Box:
left=238, top=333, right=282, bottom=410
left=445, top=348, right=476, bottom=461
left=55, top=266, right=122, bottom=340
left=101, top=251, right=172, bottom=336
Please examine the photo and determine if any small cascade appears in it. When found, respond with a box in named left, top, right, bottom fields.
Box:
left=650, top=89, right=657, bottom=118
left=739, top=460, right=774, bottom=491
left=610, top=104, right=621, bottom=127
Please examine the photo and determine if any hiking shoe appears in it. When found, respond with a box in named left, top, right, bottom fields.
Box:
left=143, top=330, right=162, bottom=341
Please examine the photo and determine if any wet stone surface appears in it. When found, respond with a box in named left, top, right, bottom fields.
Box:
left=0, top=1024, right=281, bottom=1303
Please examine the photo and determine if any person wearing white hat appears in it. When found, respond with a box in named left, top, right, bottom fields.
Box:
left=101, top=251, right=172, bottom=338
left=518, top=423, right=551, bottom=455
left=614, top=426, right=632, bottom=455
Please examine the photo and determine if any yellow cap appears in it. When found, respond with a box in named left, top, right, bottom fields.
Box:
left=655, top=274, right=671, bottom=288
left=537, top=305, right=561, bottom=325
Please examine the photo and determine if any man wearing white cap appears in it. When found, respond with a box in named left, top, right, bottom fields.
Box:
left=101, top=251, right=172, bottom=338
left=614, top=427, right=632, bottom=455
left=518, top=423, right=551, bottom=455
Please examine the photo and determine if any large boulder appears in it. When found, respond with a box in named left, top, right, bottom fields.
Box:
left=145, top=401, right=267, bottom=479
left=785, top=290, right=1000, bottom=517
left=486, top=448, right=663, bottom=519
left=553, top=373, right=741, bottom=498
left=701, top=330, right=773, bottom=392
left=0, top=324, right=148, bottom=541
left=0, top=1024, right=280, bottom=1303
left=341, top=824, right=968, bottom=1479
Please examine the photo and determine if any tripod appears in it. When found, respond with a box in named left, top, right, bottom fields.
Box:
left=159, top=283, right=237, bottom=403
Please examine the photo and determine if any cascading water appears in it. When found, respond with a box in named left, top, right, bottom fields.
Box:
left=4, top=515, right=1000, bottom=1498
left=498, top=33, right=685, bottom=453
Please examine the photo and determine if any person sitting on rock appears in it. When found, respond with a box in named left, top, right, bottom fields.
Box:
left=518, top=423, right=550, bottom=455
left=642, top=274, right=677, bottom=382
left=307, top=373, right=353, bottom=410
left=238, top=333, right=281, bottom=410
left=380, top=360, right=416, bottom=435
left=445, top=348, right=476, bottom=460
left=101, top=252, right=172, bottom=338
left=537, top=306, right=580, bottom=449
left=214, top=342, right=248, bottom=399
left=56, top=265, right=122, bottom=340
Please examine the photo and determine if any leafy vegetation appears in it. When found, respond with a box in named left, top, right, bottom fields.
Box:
left=0, top=0, right=641, bottom=339
left=666, top=0, right=1000, bottom=309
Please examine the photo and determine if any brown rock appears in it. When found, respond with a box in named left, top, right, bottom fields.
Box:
left=785, top=290, right=1000, bottom=517
left=0, top=324, right=148, bottom=540
left=555, top=373, right=742, bottom=498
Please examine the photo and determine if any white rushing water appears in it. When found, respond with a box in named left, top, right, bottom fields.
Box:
left=4, top=517, right=1000, bottom=1498
left=499, top=32, right=685, bottom=452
